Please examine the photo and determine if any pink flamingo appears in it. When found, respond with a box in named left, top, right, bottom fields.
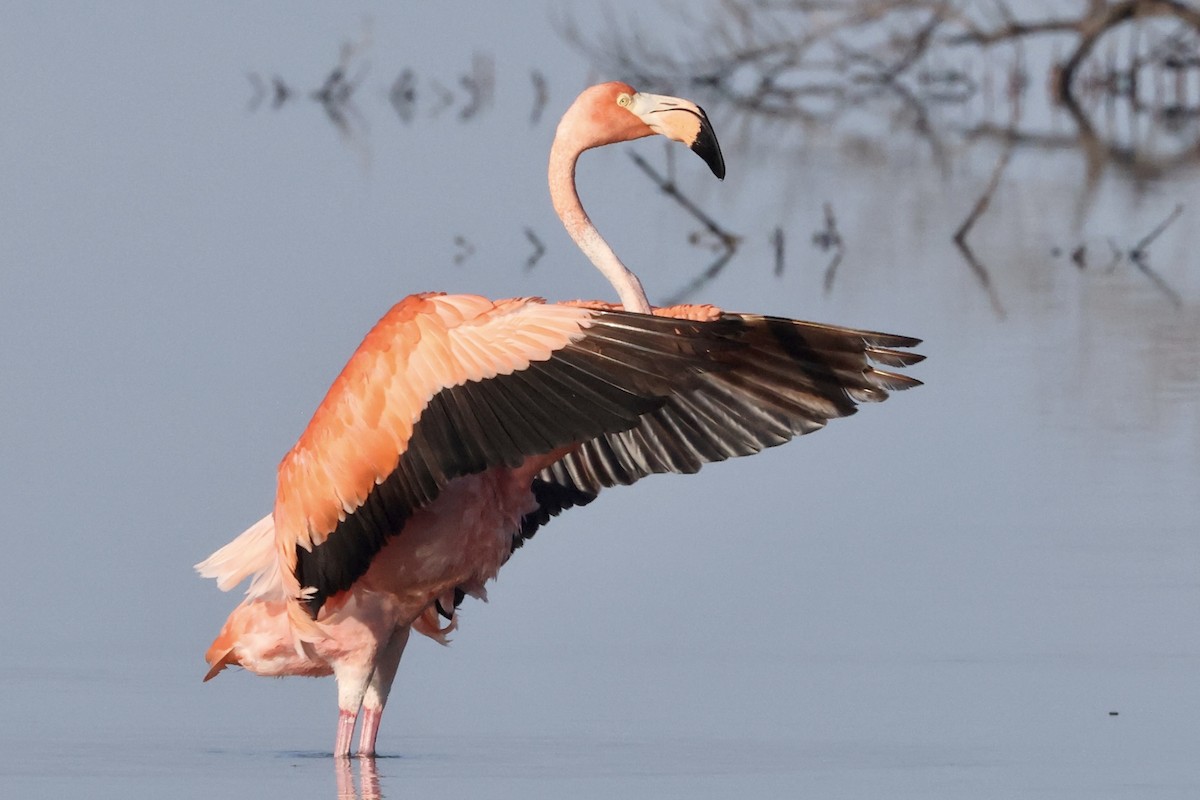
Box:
left=197, top=82, right=922, bottom=758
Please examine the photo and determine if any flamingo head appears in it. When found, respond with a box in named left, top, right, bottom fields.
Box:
left=202, top=599, right=331, bottom=682
left=566, top=81, right=726, bottom=179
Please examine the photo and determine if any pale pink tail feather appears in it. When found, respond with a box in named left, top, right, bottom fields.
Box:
left=198, top=514, right=324, bottom=649
left=195, top=513, right=284, bottom=600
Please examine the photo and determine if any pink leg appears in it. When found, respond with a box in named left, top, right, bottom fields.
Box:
left=333, top=659, right=375, bottom=758
left=334, top=709, right=357, bottom=759
left=356, top=626, right=411, bottom=757
left=357, top=706, right=383, bottom=758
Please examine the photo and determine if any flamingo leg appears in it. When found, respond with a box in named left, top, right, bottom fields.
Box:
left=334, top=709, right=357, bottom=759
left=333, top=660, right=375, bottom=758
left=357, top=626, right=411, bottom=757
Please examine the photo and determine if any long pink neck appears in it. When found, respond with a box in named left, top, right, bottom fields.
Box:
left=548, top=130, right=651, bottom=314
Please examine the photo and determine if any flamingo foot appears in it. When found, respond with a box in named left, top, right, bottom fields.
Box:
left=357, top=706, right=383, bottom=757
left=334, top=709, right=357, bottom=758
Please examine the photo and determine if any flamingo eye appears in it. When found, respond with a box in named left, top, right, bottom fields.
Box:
left=616, top=93, right=632, bottom=108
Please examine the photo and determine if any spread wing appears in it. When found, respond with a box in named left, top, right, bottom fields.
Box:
left=512, top=306, right=923, bottom=548
left=272, top=294, right=921, bottom=619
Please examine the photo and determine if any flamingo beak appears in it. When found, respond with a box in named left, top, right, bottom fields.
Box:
left=629, top=92, right=726, bottom=180
left=203, top=645, right=240, bottom=681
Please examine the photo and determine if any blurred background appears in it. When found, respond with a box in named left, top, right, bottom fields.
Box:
left=1, top=2, right=1197, bottom=797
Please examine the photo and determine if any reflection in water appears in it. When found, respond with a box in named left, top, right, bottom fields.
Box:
left=812, top=202, right=846, bottom=293
left=225, top=2, right=1199, bottom=447
left=552, top=4, right=1200, bottom=466
left=247, top=26, right=502, bottom=131
left=560, top=0, right=1200, bottom=139
left=560, top=1, right=1200, bottom=193
left=233, top=4, right=1199, bottom=302
left=522, top=226, right=546, bottom=270
left=561, top=0, right=1200, bottom=312
left=1049, top=200, right=1188, bottom=309
left=953, top=94, right=1021, bottom=320
left=1126, top=203, right=1186, bottom=307
left=335, top=757, right=382, bottom=800
left=246, top=18, right=499, bottom=174
left=628, top=147, right=742, bottom=302
left=217, top=3, right=1200, bottom=459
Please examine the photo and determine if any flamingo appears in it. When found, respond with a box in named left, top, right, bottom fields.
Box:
left=197, top=81, right=923, bottom=758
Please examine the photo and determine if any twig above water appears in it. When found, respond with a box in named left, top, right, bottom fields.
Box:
left=388, top=69, right=416, bottom=123
left=453, top=235, right=475, bottom=266
left=246, top=73, right=291, bottom=111
left=271, top=76, right=291, bottom=109
left=458, top=53, right=495, bottom=122
left=629, top=149, right=741, bottom=304
left=812, top=202, right=845, bottom=294
left=1054, top=204, right=1183, bottom=306
left=1130, top=203, right=1184, bottom=262
left=1128, top=204, right=1185, bottom=307
left=628, top=152, right=740, bottom=250
left=953, top=138, right=1016, bottom=245
left=530, top=70, right=549, bottom=125
left=951, top=51, right=1022, bottom=321
left=772, top=227, right=785, bottom=277
left=523, top=227, right=546, bottom=271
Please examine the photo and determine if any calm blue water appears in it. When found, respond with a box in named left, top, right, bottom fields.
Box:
left=2, top=3, right=1197, bottom=797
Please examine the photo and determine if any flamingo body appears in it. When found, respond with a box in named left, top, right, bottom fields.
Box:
left=198, top=83, right=923, bottom=758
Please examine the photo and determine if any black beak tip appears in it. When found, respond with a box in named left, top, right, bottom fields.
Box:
left=691, top=107, right=726, bottom=180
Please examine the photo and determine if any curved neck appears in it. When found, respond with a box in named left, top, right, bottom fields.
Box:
left=548, top=133, right=651, bottom=314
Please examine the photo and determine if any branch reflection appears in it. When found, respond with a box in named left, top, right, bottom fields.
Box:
left=560, top=0, right=1199, bottom=309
